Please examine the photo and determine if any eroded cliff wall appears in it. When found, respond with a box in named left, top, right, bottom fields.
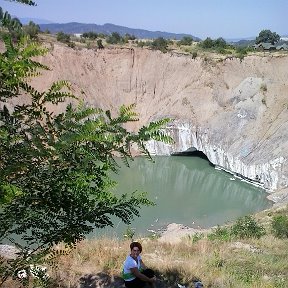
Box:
left=30, top=44, right=288, bottom=202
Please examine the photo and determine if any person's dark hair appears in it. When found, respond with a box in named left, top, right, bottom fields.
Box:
left=130, top=241, right=142, bottom=253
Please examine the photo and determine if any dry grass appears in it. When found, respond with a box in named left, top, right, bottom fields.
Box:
left=1, top=205, right=287, bottom=287
left=43, top=205, right=288, bottom=287
left=40, top=230, right=287, bottom=288
left=1, top=236, right=287, bottom=288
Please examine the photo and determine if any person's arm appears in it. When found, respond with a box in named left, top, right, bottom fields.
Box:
left=140, top=259, right=147, bottom=270
left=130, top=267, right=156, bottom=283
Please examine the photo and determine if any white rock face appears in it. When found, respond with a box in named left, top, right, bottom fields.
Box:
left=25, top=44, right=288, bottom=202
left=147, top=120, right=286, bottom=193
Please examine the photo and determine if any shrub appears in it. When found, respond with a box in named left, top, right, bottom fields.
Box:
left=106, top=32, right=123, bottom=44
left=67, top=41, right=75, bottom=48
left=82, top=31, right=98, bottom=40
left=179, top=36, right=193, bottom=46
left=124, top=33, right=136, bottom=41
left=150, top=37, right=169, bottom=53
left=215, top=47, right=226, bottom=54
left=188, top=232, right=204, bottom=243
left=56, top=31, right=71, bottom=43
left=207, top=226, right=231, bottom=241
left=271, top=215, right=288, bottom=238
left=191, top=51, right=197, bottom=59
left=200, top=37, right=214, bottom=49
left=137, top=41, right=145, bottom=48
left=198, top=37, right=231, bottom=54
left=236, top=46, right=248, bottom=55
left=231, top=215, right=266, bottom=239
left=123, top=226, right=135, bottom=240
left=97, top=39, right=104, bottom=49
left=23, top=21, right=40, bottom=39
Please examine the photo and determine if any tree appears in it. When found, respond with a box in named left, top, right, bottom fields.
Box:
left=199, top=37, right=214, bottom=49
left=179, top=36, right=193, bottom=46
left=214, top=37, right=227, bottom=48
left=3, top=0, right=36, bottom=5
left=82, top=31, right=98, bottom=40
left=0, top=39, right=171, bottom=287
left=0, top=7, right=23, bottom=40
left=97, top=39, right=104, bottom=49
left=56, top=31, right=71, bottom=43
left=0, top=5, right=172, bottom=287
left=255, top=29, right=280, bottom=45
left=106, top=31, right=122, bottom=44
left=150, top=37, right=169, bottom=53
left=23, top=20, right=40, bottom=39
left=124, top=33, right=136, bottom=41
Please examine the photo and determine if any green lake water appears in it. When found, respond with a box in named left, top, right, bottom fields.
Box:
left=100, top=156, right=272, bottom=238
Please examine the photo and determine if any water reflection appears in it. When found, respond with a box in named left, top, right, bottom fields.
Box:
left=101, top=156, right=272, bottom=237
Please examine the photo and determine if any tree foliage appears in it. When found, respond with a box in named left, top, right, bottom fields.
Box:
left=23, top=20, right=40, bottom=39
left=199, top=37, right=228, bottom=49
left=150, top=37, right=169, bottom=53
left=271, top=215, right=288, bottom=238
left=124, top=33, right=136, bottom=41
left=82, top=31, right=98, bottom=40
left=97, top=39, right=104, bottom=49
left=56, top=31, right=71, bottom=43
left=0, top=5, right=173, bottom=287
left=255, top=29, right=280, bottom=45
left=0, top=35, right=173, bottom=247
left=106, top=32, right=123, bottom=44
left=3, top=0, right=36, bottom=5
left=0, top=6, right=22, bottom=38
left=178, top=36, right=193, bottom=46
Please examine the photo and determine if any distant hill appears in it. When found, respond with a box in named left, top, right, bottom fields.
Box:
left=38, top=22, right=201, bottom=41
left=230, top=39, right=256, bottom=47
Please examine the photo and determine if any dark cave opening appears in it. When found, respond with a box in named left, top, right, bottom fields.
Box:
left=171, top=149, right=215, bottom=167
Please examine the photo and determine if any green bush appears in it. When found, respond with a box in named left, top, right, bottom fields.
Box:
left=271, top=215, right=288, bottom=238
left=236, top=46, right=248, bottom=55
left=150, top=37, right=169, bottom=53
left=67, top=41, right=75, bottom=48
left=124, top=33, right=136, bottom=41
left=215, top=47, right=227, bottom=54
left=200, top=37, right=214, bottom=49
left=189, top=232, right=204, bottom=243
left=207, top=226, right=231, bottom=241
left=198, top=37, right=231, bottom=54
left=137, top=41, right=146, bottom=48
left=82, top=31, right=98, bottom=40
left=191, top=51, right=197, bottom=59
left=179, top=36, right=193, bottom=46
left=56, top=31, right=71, bottom=43
left=123, top=226, right=135, bottom=240
left=106, top=32, right=124, bottom=44
left=231, top=215, right=266, bottom=239
left=23, top=20, right=40, bottom=39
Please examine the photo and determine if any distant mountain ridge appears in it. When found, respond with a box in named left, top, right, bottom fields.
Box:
left=38, top=22, right=201, bottom=41
left=20, top=17, right=53, bottom=24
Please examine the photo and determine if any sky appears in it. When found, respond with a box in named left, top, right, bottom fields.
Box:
left=0, top=0, right=287, bottom=39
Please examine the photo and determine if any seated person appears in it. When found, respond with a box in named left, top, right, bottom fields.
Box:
left=122, top=241, right=156, bottom=288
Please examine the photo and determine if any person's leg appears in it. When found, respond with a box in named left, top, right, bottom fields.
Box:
left=125, top=278, right=146, bottom=288
left=142, top=268, right=155, bottom=278
left=142, top=269, right=156, bottom=288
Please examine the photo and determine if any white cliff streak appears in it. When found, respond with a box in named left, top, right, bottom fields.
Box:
left=147, top=120, right=286, bottom=195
